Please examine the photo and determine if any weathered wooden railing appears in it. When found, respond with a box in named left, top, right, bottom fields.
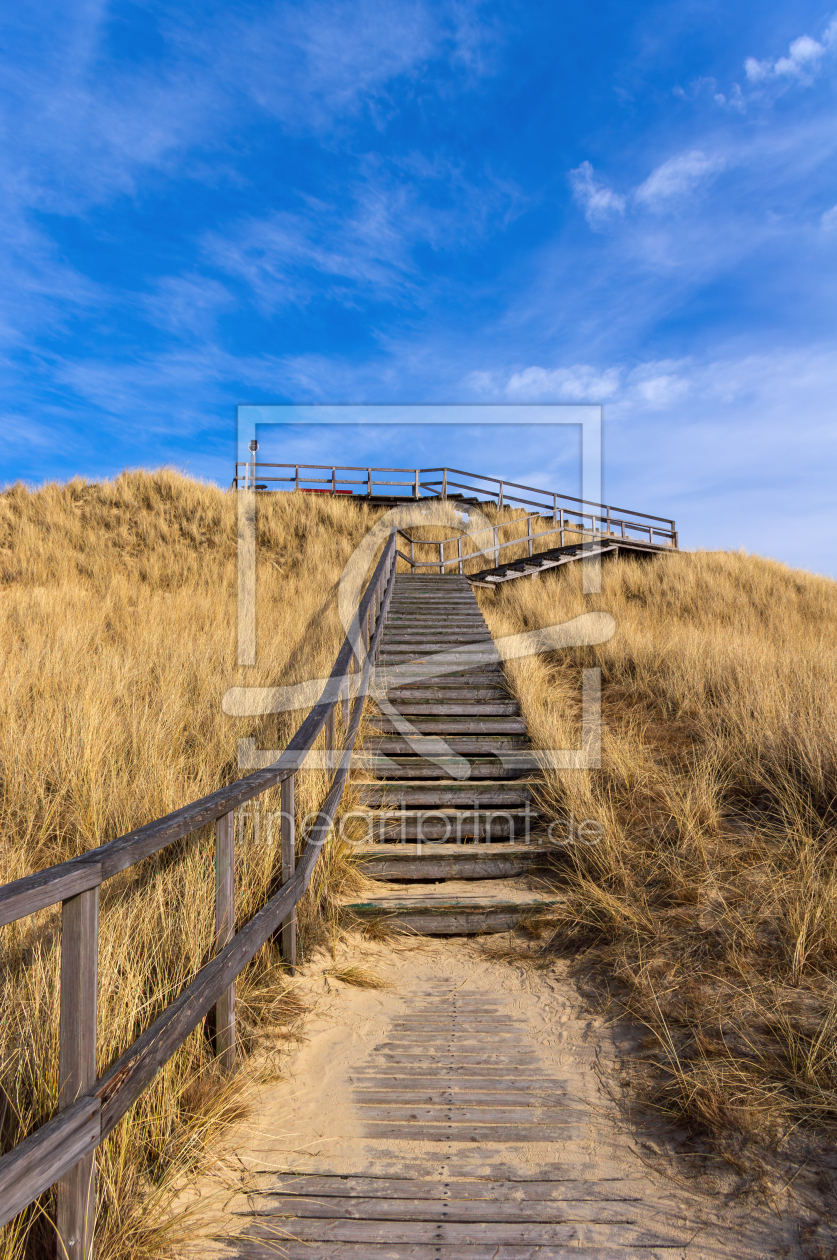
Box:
left=0, top=532, right=398, bottom=1258
left=396, top=507, right=677, bottom=578
left=230, top=462, right=677, bottom=548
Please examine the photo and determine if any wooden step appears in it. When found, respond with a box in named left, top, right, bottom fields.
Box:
left=358, top=781, right=532, bottom=807
left=355, top=843, right=552, bottom=880
left=382, top=634, right=493, bottom=646
left=357, top=757, right=528, bottom=779
left=359, top=809, right=537, bottom=841
left=383, top=687, right=511, bottom=701
left=367, top=736, right=528, bottom=754
left=343, top=883, right=559, bottom=935
left=367, top=716, right=527, bottom=734
left=373, top=702, right=520, bottom=717
left=377, top=671, right=506, bottom=688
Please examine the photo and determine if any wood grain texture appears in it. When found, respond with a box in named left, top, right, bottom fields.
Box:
left=0, top=1097, right=100, bottom=1231
left=214, top=811, right=235, bottom=1071
left=280, top=775, right=296, bottom=972
left=57, top=885, right=99, bottom=1260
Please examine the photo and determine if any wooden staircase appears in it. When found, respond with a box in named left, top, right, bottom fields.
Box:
left=467, top=537, right=672, bottom=588
left=345, top=574, right=558, bottom=934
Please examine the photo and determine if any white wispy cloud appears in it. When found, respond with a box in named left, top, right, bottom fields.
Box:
left=821, top=204, right=837, bottom=230
left=568, top=161, right=625, bottom=230
left=504, top=364, right=621, bottom=401
left=744, top=15, right=837, bottom=85
left=634, top=150, right=723, bottom=209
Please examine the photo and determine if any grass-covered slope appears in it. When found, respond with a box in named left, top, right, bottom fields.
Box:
left=0, top=472, right=385, bottom=1260
left=479, top=549, right=837, bottom=1158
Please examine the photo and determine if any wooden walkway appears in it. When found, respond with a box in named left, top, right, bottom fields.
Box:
left=345, top=574, right=556, bottom=934
left=467, top=538, right=672, bottom=588
left=217, top=572, right=788, bottom=1260
left=219, top=953, right=757, bottom=1259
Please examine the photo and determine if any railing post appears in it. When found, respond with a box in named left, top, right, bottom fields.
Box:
left=410, top=538, right=415, bottom=573
left=553, top=493, right=557, bottom=523
left=57, top=885, right=99, bottom=1260
left=527, top=515, right=533, bottom=558
left=457, top=535, right=463, bottom=574
left=414, top=470, right=419, bottom=499
left=367, top=468, right=372, bottom=497
left=559, top=508, right=565, bottom=547
left=498, top=482, right=504, bottom=511
left=280, top=775, right=296, bottom=972
left=442, top=469, right=447, bottom=500
left=295, top=466, right=299, bottom=491
left=606, top=505, right=611, bottom=536
left=439, top=541, right=444, bottom=575
left=332, top=467, right=336, bottom=495
left=214, top=811, right=235, bottom=1072
left=493, top=526, right=499, bottom=568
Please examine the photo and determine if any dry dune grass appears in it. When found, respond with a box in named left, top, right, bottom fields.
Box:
left=478, top=549, right=837, bottom=1159
left=0, top=471, right=387, bottom=1259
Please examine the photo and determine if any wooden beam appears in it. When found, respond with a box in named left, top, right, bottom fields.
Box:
left=280, top=776, right=296, bottom=973
left=0, top=861, right=101, bottom=930
left=214, top=812, right=235, bottom=1071
left=0, top=1097, right=100, bottom=1232
left=57, top=886, right=99, bottom=1260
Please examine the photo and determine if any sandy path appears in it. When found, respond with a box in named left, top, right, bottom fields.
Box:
left=186, top=933, right=824, bottom=1259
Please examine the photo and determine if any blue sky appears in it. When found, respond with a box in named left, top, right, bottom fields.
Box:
left=2, top=1, right=836, bottom=572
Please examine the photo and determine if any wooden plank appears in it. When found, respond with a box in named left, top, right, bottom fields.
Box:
left=232, top=1243, right=672, bottom=1260
left=214, top=811, right=235, bottom=1071
left=355, top=1107, right=583, bottom=1124
left=380, top=695, right=509, bottom=705
left=280, top=775, right=296, bottom=972
left=344, top=909, right=551, bottom=934
left=352, top=1081, right=575, bottom=1095
left=246, top=1217, right=586, bottom=1243
left=372, top=703, right=519, bottom=716
left=368, top=738, right=527, bottom=754
left=357, top=757, right=526, bottom=779
left=361, top=1124, right=586, bottom=1144
left=0, top=861, right=102, bottom=929
left=252, top=1176, right=640, bottom=1201
left=358, top=783, right=532, bottom=804
left=357, top=854, right=544, bottom=880
left=0, top=1096, right=101, bottom=1231
left=383, top=633, right=493, bottom=644
left=57, top=885, right=99, bottom=1260
left=367, top=719, right=527, bottom=734
left=366, top=814, right=537, bottom=840
left=252, top=1195, right=637, bottom=1223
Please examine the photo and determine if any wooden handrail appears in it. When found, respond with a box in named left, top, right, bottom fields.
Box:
left=0, top=531, right=398, bottom=1249
left=396, top=508, right=676, bottom=576
left=230, top=462, right=677, bottom=541
left=0, top=539, right=393, bottom=928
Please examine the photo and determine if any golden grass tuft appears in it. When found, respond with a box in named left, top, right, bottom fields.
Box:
left=0, top=471, right=388, bottom=1259
left=323, top=964, right=389, bottom=989
left=478, top=548, right=837, bottom=1155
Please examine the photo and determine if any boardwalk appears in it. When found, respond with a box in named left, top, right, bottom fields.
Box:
left=212, top=574, right=797, bottom=1260
left=214, top=939, right=787, bottom=1259
left=348, top=574, right=556, bottom=933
